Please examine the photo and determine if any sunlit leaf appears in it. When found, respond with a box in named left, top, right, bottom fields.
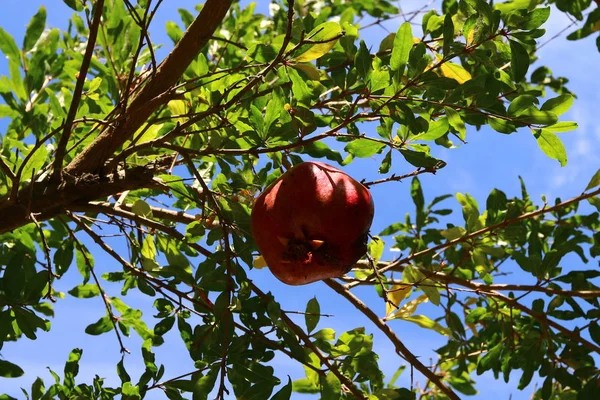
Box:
left=294, top=22, right=343, bottom=62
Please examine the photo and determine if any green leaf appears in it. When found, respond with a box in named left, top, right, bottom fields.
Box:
left=441, top=226, right=466, bottom=240
left=379, top=150, right=392, bottom=173
left=122, top=382, right=141, bottom=399
left=0, top=28, right=21, bottom=62
left=154, top=316, right=175, bottom=336
left=132, top=199, right=153, bottom=218
left=287, top=67, right=311, bottom=105
left=290, top=62, right=321, bottom=80
left=440, top=61, right=472, bottom=84
left=305, top=297, right=320, bottom=334
left=68, top=284, right=101, bottom=299
left=368, top=236, right=385, bottom=263
left=178, top=8, right=194, bottom=27
left=445, top=108, right=466, bottom=140
left=540, top=95, right=574, bottom=116
left=369, top=68, right=390, bottom=93
left=345, top=139, right=386, bottom=158
left=320, top=373, right=342, bottom=400
left=20, top=145, right=48, bottom=184
left=400, top=149, right=442, bottom=168
left=509, top=39, right=529, bottom=82
left=0, top=359, right=24, bottom=378
left=586, top=169, right=600, bottom=191
left=141, top=235, right=157, bottom=260
left=544, top=121, right=578, bottom=133
left=312, top=328, right=336, bottom=341
left=523, top=7, right=551, bottom=30
left=488, top=116, right=516, bottom=134
left=411, top=177, right=424, bottom=211
left=75, top=246, right=93, bottom=283
left=62, top=0, right=84, bottom=11
left=271, top=377, right=292, bottom=400
left=477, top=342, right=503, bottom=374
left=443, top=14, right=454, bottom=56
left=355, top=40, right=372, bottom=79
left=247, top=43, right=277, bottom=63
left=412, top=118, right=449, bottom=141
left=85, top=315, right=114, bottom=335
left=295, top=22, right=343, bottom=62
left=302, top=141, right=343, bottom=163
left=517, top=108, right=558, bottom=125
left=390, top=22, right=413, bottom=74
left=193, top=367, right=219, bottom=400
left=586, top=196, right=600, bottom=211
left=403, top=314, right=450, bottom=335
left=88, top=77, right=102, bottom=93
left=165, top=21, right=183, bottom=43
left=23, top=6, right=47, bottom=52
left=292, top=378, right=319, bottom=393
left=507, top=95, right=538, bottom=117
left=535, top=129, right=567, bottom=167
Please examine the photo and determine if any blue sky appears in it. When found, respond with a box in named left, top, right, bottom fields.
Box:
left=1, top=1, right=599, bottom=399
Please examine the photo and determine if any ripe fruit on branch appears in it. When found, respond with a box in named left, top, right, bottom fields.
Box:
left=251, top=161, right=374, bottom=285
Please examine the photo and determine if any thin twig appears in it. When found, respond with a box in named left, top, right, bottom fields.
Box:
left=61, top=214, right=130, bottom=354
left=362, top=166, right=442, bottom=187
left=69, top=202, right=213, bottom=258
left=350, top=186, right=600, bottom=287
left=53, top=0, right=106, bottom=180
left=324, top=279, right=459, bottom=400
left=30, top=214, right=55, bottom=302
left=250, top=282, right=367, bottom=400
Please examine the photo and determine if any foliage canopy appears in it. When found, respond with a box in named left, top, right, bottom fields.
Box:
left=1, top=0, right=600, bottom=398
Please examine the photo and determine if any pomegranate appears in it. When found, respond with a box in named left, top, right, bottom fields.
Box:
left=251, top=161, right=374, bottom=285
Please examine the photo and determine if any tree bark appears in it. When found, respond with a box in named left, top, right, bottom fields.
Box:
left=0, top=161, right=166, bottom=235
left=64, top=0, right=233, bottom=175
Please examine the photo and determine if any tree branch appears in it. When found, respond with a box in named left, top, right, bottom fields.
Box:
left=341, top=275, right=600, bottom=299
left=53, top=0, right=106, bottom=180
left=324, top=279, right=459, bottom=400
left=0, top=159, right=169, bottom=235
left=346, top=264, right=600, bottom=356
left=349, top=186, right=600, bottom=287
left=65, top=0, right=233, bottom=175
left=250, top=282, right=367, bottom=399
left=69, top=202, right=213, bottom=258
left=62, top=215, right=130, bottom=354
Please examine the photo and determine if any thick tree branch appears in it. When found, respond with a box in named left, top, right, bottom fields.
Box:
left=0, top=159, right=169, bottom=235
left=65, top=0, right=233, bottom=175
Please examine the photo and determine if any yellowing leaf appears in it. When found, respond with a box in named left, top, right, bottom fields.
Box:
left=439, top=61, right=472, bottom=84
left=290, top=62, right=321, bottom=80
left=403, top=314, right=451, bottom=336
left=386, top=284, right=412, bottom=317
left=385, top=294, right=428, bottom=321
left=466, top=29, right=475, bottom=46
left=294, top=22, right=342, bottom=62
left=168, top=100, right=187, bottom=123
left=253, top=256, right=268, bottom=269
left=131, top=123, right=163, bottom=146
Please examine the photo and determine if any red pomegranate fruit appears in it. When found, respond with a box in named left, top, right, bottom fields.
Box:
left=251, top=161, right=374, bottom=285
